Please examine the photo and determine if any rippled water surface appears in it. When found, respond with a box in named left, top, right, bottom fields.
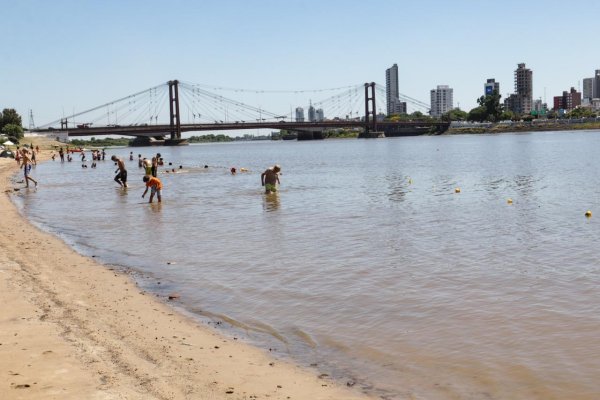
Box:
left=13, top=131, right=600, bottom=399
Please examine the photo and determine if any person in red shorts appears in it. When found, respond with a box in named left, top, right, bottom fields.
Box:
left=142, top=175, right=162, bottom=203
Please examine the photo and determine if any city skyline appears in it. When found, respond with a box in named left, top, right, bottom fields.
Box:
left=2, top=0, right=600, bottom=127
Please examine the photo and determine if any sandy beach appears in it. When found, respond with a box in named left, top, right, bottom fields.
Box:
left=0, top=139, right=371, bottom=399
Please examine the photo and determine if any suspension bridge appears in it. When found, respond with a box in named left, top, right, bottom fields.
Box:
left=34, top=80, right=449, bottom=144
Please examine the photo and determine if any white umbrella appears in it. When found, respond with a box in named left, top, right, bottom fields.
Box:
left=3, top=140, right=14, bottom=146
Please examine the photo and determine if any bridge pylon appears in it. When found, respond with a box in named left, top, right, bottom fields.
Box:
left=168, top=80, right=182, bottom=141
left=360, top=82, right=382, bottom=138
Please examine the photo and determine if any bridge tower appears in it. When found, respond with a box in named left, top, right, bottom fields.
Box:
left=168, top=80, right=181, bottom=140
left=361, top=82, right=381, bottom=138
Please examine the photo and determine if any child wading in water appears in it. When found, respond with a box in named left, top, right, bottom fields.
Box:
left=142, top=175, right=162, bottom=203
left=261, top=165, right=281, bottom=194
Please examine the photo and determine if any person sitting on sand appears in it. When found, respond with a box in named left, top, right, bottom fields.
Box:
left=142, top=175, right=162, bottom=203
left=111, top=155, right=128, bottom=188
left=261, top=165, right=281, bottom=194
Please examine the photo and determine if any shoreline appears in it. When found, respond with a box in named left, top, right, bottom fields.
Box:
left=0, top=143, right=371, bottom=399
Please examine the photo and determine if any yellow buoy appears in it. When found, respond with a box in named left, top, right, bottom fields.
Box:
left=507, top=198, right=513, bottom=204
left=408, top=178, right=412, bottom=184
left=455, top=188, right=461, bottom=193
left=585, top=210, right=592, bottom=217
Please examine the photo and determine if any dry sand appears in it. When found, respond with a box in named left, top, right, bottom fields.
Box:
left=0, top=138, right=372, bottom=399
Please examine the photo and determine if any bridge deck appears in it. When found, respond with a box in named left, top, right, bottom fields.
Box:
left=37, top=120, right=449, bottom=137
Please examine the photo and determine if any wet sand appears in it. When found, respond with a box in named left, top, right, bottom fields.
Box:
left=0, top=139, right=371, bottom=399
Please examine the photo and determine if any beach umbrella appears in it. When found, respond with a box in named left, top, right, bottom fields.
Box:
left=3, top=140, right=14, bottom=146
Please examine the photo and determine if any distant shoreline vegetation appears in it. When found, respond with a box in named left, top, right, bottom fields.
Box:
left=69, top=137, right=133, bottom=147
left=188, top=134, right=234, bottom=143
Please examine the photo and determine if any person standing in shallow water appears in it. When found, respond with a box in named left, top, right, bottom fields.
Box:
left=261, top=165, right=281, bottom=194
left=142, top=175, right=162, bottom=203
left=111, top=155, right=128, bottom=188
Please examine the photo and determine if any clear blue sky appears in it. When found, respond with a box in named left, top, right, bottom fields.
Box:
left=2, top=0, right=599, bottom=126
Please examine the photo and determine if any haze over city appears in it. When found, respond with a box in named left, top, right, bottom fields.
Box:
left=2, top=0, right=600, bottom=126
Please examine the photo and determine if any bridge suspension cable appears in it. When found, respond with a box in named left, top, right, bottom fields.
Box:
left=38, top=83, right=169, bottom=129
left=374, top=82, right=430, bottom=113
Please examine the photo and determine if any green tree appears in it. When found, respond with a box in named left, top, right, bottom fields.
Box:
left=567, top=107, right=595, bottom=119
left=0, top=108, right=23, bottom=131
left=1, top=123, right=24, bottom=143
left=442, top=108, right=468, bottom=121
left=476, top=91, right=503, bottom=122
left=467, top=106, right=487, bottom=122
left=499, top=110, right=515, bottom=121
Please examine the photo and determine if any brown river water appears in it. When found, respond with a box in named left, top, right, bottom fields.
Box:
left=13, top=130, right=600, bottom=399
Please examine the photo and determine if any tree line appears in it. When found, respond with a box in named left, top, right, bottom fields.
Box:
left=386, top=91, right=598, bottom=123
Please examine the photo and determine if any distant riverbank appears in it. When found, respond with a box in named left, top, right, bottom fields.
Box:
left=446, top=120, right=600, bottom=135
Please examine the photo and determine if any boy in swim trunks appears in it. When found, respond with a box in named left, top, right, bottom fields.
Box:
left=142, top=175, right=162, bottom=203
left=20, top=149, right=38, bottom=188
left=261, top=165, right=281, bottom=194
left=111, top=155, right=128, bottom=187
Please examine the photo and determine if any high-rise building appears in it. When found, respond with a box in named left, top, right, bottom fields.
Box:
left=315, top=108, right=324, bottom=121
left=594, top=69, right=600, bottom=99
left=583, top=77, right=594, bottom=101
left=386, top=64, right=404, bottom=115
left=504, top=63, right=533, bottom=115
left=429, top=85, right=453, bottom=117
left=484, top=78, right=500, bottom=96
left=308, top=103, right=316, bottom=122
left=295, top=107, right=305, bottom=122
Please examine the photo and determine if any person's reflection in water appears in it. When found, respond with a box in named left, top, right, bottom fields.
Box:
left=262, top=192, right=280, bottom=212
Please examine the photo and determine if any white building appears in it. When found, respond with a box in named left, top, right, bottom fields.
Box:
left=484, top=78, right=500, bottom=96
left=430, top=85, right=453, bottom=117
left=315, top=108, right=324, bottom=121
left=295, top=107, right=305, bottom=122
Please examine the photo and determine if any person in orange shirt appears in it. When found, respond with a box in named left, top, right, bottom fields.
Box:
left=142, top=175, right=162, bottom=203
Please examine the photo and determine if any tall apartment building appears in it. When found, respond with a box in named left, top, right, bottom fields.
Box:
left=583, top=77, right=594, bottom=101
left=295, top=107, right=305, bottom=122
left=553, top=87, right=581, bottom=111
left=308, top=103, right=316, bottom=122
left=504, top=63, right=533, bottom=115
left=315, top=108, right=324, bottom=122
left=484, top=78, right=500, bottom=96
left=429, top=85, right=453, bottom=117
left=386, top=64, right=404, bottom=115
left=581, top=69, right=600, bottom=103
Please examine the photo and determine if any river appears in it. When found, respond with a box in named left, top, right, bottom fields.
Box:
left=13, top=130, right=600, bottom=399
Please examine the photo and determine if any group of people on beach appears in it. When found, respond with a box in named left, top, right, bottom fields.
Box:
left=18, top=144, right=282, bottom=202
